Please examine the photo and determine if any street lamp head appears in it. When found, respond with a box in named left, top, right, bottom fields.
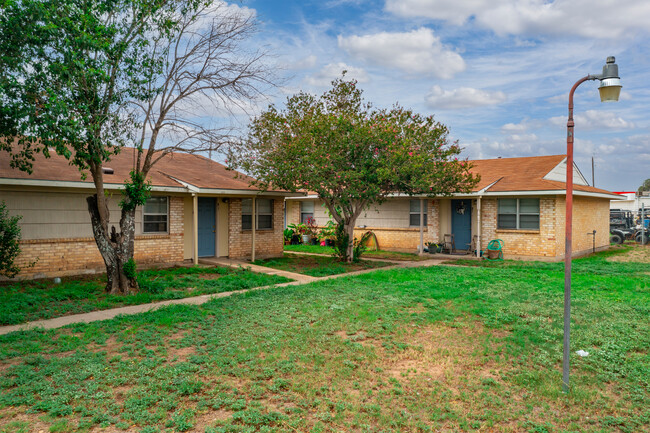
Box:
left=597, top=56, right=621, bottom=102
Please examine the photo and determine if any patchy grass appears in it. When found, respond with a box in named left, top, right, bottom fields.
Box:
left=607, top=244, right=650, bottom=263
left=446, top=245, right=650, bottom=275
left=253, top=253, right=392, bottom=277
left=0, top=266, right=291, bottom=326
left=0, top=250, right=648, bottom=432
left=284, top=244, right=428, bottom=261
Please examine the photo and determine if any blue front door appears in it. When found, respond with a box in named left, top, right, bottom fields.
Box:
left=198, top=198, right=216, bottom=257
left=451, top=199, right=472, bottom=249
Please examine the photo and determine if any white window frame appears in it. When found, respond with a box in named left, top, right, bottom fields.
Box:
left=143, top=196, right=169, bottom=234
left=409, top=199, right=427, bottom=227
left=497, top=198, right=540, bottom=230
left=300, top=201, right=314, bottom=223
left=242, top=198, right=274, bottom=231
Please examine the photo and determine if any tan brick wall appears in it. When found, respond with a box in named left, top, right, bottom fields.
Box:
left=556, top=196, right=610, bottom=258
left=11, top=196, right=185, bottom=279
left=228, top=198, right=284, bottom=259
left=480, top=196, right=610, bottom=260
left=287, top=201, right=300, bottom=225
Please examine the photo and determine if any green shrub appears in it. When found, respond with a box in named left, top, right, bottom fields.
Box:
left=332, top=221, right=350, bottom=261
left=123, top=258, right=137, bottom=279
left=0, top=200, right=25, bottom=278
left=352, top=231, right=372, bottom=262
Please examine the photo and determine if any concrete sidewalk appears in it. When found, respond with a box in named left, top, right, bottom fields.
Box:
left=0, top=257, right=446, bottom=336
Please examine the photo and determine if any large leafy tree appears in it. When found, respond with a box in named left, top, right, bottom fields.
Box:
left=638, top=179, right=650, bottom=194
left=0, top=0, right=271, bottom=292
left=229, top=75, right=479, bottom=261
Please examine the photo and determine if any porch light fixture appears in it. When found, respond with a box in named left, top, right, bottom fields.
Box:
left=563, top=56, right=621, bottom=394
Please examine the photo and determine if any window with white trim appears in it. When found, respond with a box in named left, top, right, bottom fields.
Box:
left=409, top=200, right=428, bottom=227
left=143, top=196, right=168, bottom=233
left=300, top=201, right=314, bottom=223
left=498, top=198, right=540, bottom=230
left=242, top=198, right=274, bottom=230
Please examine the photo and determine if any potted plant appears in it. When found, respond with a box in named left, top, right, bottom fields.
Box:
left=290, top=223, right=310, bottom=244
left=305, top=217, right=319, bottom=244
left=283, top=228, right=294, bottom=245
left=319, top=220, right=337, bottom=247
left=426, top=241, right=441, bottom=254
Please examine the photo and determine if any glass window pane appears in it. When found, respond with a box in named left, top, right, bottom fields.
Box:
left=258, top=215, right=272, bottom=229
left=144, top=215, right=167, bottom=232
left=409, top=199, right=420, bottom=213
left=498, top=199, right=517, bottom=214
left=257, top=199, right=272, bottom=214
left=301, top=213, right=313, bottom=223
left=241, top=199, right=252, bottom=214
left=498, top=214, right=516, bottom=229
left=519, top=214, right=540, bottom=230
left=519, top=198, right=540, bottom=214
left=301, top=201, right=314, bottom=213
left=242, top=214, right=252, bottom=230
left=144, top=197, right=167, bottom=214
left=409, top=213, right=428, bottom=226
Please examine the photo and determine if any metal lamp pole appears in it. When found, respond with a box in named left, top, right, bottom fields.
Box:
left=563, top=56, right=621, bottom=393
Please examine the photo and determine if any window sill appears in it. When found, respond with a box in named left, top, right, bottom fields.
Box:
left=241, top=229, right=274, bottom=233
left=496, top=229, right=540, bottom=234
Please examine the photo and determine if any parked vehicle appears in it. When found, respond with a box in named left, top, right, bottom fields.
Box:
left=610, top=209, right=649, bottom=244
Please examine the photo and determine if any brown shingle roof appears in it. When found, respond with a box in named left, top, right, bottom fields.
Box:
left=469, top=154, right=617, bottom=196
left=1, top=147, right=618, bottom=197
left=0, top=147, right=287, bottom=193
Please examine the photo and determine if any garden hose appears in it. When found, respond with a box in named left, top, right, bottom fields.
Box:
left=485, top=239, right=504, bottom=261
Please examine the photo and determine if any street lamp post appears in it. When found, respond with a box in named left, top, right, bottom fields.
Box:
left=563, top=56, right=621, bottom=393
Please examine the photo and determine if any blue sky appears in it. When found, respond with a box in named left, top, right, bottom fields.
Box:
left=236, top=0, right=650, bottom=191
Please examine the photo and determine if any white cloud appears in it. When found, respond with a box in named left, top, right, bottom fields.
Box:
left=384, top=0, right=650, bottom=38
left=338, top=28, right=465, bottom=79
left=425, top=85, right=506, bottom=109
left=501, top=122, right=529, bottom=133
left=289, top=55, right=318, bottom=70
left=305, top=63, right=369, bottom=87
left=549, top=110, right=636, bottom=130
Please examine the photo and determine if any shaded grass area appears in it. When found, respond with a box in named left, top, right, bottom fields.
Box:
left=0, top=266, right=290, bottom=326
left=284, top=244, right=428, bottom=261
left=253, top=253, right=391, bottom=277
left=0, top=250, right=648, bottom=432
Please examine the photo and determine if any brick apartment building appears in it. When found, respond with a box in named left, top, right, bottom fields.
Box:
left=287, top=155, right=621, bottom=260
left=1, top=148, right=295, bottom=279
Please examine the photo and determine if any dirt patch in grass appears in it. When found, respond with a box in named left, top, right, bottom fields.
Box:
left=0, top=408, right=50, bottom=432
left=607, top=244, right=650, bottom=263
left=382, top=322, right=504, bottom=383
left=167, top=345, right=196, bottom=363
left=193, top=409, right=233, bottom=430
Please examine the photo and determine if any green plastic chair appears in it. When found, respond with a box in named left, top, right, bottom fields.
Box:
left=484, top=239, right=504, bottom=261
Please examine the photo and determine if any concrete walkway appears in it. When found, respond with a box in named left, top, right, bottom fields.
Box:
left=0, top=256, right=446, bottom=336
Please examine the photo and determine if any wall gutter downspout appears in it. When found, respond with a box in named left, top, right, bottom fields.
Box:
left=192, top=194, right=199, bottom=264
left=477, top=196, right=482, bottom=258
left=251, top=197, right=256, bottom=262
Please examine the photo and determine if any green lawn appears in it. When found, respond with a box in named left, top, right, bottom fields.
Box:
left=284, top=244, right=430, bottom=261
left=0, top=266, right=291, bottom=326
left=0, top=250, right=648, bottom=432
left=253, top=253, right=392, bottom=277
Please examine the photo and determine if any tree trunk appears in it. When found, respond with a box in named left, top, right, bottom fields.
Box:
left=344, top=222, right=355, bottom=263
left=87, top=195, right=138, bottom=294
